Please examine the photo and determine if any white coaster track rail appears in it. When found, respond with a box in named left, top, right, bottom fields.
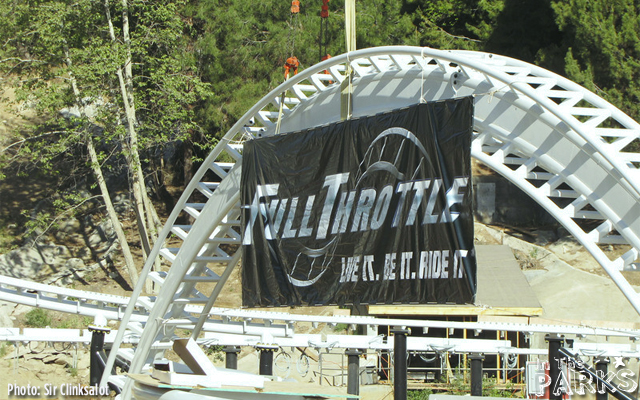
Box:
left=102, top=45, right=640, bottom=395
left=2, top=46, right=640, bottom=396
left=2, top=274, right=640, bottom=340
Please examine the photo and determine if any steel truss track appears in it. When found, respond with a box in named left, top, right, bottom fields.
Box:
left=5, top=46, right=639, bottom=396
left=2, top=274, right=640, bottom=339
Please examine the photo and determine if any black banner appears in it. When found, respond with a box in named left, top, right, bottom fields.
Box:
left=241, top=98, right=476, bottom=307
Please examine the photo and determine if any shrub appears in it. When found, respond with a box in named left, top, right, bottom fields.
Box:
left=24, top=308, right=51, bottom=327
left=408, top=389, right=432, bottom=400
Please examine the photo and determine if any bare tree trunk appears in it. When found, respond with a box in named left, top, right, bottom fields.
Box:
left=119, top=0, right=162, bottom=239
left=86, top=139, right=138, bottom=287
left=103, top=0, right=159, bottom=257
left=104, top=0, right=163, bottom=292
left=63, top=44, right=138, bottom=287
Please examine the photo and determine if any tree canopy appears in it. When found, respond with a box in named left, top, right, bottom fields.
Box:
left=2, top=0, right=640, bottom=271
left=185, top=0, right=640, bottom=136
left=551, top=0, right=640, bottom=120
left=0, top=0, right=209, bottom=284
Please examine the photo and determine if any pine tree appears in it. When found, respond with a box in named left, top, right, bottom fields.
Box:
left=551, top=0, right=640, bottom=124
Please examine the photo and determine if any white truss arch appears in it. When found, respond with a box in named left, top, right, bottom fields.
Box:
left=101, top=46, right=640, bottom=396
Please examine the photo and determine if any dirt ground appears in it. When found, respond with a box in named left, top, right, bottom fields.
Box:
left=2, top=221, right=639, bottom=399
left=1, top=343, right=92, bottom=399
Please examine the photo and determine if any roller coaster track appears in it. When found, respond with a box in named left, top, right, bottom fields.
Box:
left=2, top=46, right=640, bottom=397
left=4, top=274, right=639, bottom=340
left=3, top=274, right=640, bottom=359
left=3, top=270, right=640, bottom=394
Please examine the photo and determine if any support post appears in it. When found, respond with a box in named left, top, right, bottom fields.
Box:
left=595, top=357, right=610, bottom=400
left=224, top=346, right=241, bottom=370
left=257, top=344, right=278, bottom=376
left=89, top=315, right=111, bottom=387
left=469, top=353, right=485, bottom=396
left=346, top=349, right=362, bottom=399
left=546, top=334, right=565, bottom=400
left=392, top=328, right=410, bottom=400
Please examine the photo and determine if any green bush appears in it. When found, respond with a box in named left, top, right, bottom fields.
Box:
left=333, top=323, right=349, bottom=332
left=56, top=315, right=93, bottom=329
left=206, top=345, right=225, bottom=363
left=408, top=389, right=432, bottom=400
left=24, top=308, right=51, bottom=328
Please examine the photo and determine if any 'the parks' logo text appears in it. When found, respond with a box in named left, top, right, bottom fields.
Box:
left=531, top=357, right=637, bottom=397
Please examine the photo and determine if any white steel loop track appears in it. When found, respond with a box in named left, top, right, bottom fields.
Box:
left=90, top=46, right=640, bottom=395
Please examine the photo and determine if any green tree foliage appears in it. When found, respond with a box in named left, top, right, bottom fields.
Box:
left=486, top=0, right=562, bottom=68
left=186, top=0, right=419, bottom=138
left=352, top=1, right=416, bottom=48
left=4, top=0, right=639, bottom=168
left=24, top=308, right=51, bottom=328
left=2, top=0, right=640, bottom=261
left=0, top=1, right=101, bottom=187
left=185, top=0, right=528, bottom=142
left=188, top=0, right=640, bottom=136
left=402, top=0, right=501, bottom=50
left=1, top=0, right=207, bottom=177
left=0, top=0, right=208, bottom=282
left=550, top=0, right=640, bottom=123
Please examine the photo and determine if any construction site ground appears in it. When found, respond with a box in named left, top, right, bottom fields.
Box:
left=2, top=221, right=639, bottom=399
